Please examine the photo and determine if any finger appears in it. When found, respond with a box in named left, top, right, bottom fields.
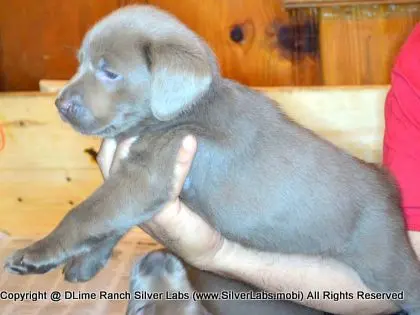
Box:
left=172, top=135, right=197, bottom=196
left=152, top=200, right=209, bottom=243
left=142, top=218, right=185, bottom=253
left=97, top=139, right=117, bottom=179
left=140, top=223, right=164, bottom=244
left=151, top=201, right=223, bottom=263
left=146, top=199, right=183, bottom=236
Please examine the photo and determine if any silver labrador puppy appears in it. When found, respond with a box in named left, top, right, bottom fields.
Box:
left=127, top=250, right=211, bottom=315
left=4, top=5, right=420, bottom=314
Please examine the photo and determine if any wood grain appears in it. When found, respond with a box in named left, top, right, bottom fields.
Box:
left=0, top=0, right=321, bottom=90
left=1, top=1, right=419, bottom=89
left=0, top=88, right=388, bottom=236
left=139, top=0, right=320, bottom=86
left=0, top=170, right=101, bottom=236
left=0, top=0, right=147, bottom=91
left=0, top=94, right=100, bottom=170
left=285, top=0, right=420, bottom=9
left=319, top=3, right=420, bottom=85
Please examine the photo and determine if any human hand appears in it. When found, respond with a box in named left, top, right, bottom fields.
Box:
left=408, top=231, right=420, bottom=260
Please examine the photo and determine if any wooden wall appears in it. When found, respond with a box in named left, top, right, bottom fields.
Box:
left=0, top=0, right=142, bottom=91
left=319, top=4, right=420, bottom=85
left=0, top=1, right=419, bottom=90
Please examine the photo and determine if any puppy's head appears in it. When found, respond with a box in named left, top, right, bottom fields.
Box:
left=127, top=250, right=196, bottom=315
left=56, top=5, right=218, bottom=137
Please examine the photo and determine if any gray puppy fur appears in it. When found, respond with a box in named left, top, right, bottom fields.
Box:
left=127, top=250, right=211, bottom=315
left=4, top=5, right=420, bottom=314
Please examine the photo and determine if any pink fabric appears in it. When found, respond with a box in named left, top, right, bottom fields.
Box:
left=383, top=24, right=420, bottom=231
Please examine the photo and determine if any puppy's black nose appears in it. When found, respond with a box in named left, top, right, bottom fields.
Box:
left=54, top=97, right=61, bottom=109
left=55, top=95, right=80, bottom=115
left=55, top=96, right=68, bottom=110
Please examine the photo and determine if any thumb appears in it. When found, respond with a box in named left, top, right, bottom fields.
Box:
left=171, top=135, right=197, bottom=197
left=149, top=200, right=223, bottom=264
left=148, top=198, right=207, bottom=240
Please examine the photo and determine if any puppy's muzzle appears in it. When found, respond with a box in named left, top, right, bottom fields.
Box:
left=55, top=95, right=84, bottom=122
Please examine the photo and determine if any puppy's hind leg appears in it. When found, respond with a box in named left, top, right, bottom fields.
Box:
left=338, top=207, right=420, bottom=315
left=349, top=250, right=420, bottom=315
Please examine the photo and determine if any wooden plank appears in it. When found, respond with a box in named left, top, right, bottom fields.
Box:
left=150, top=0, right=322, bottom=85
left=267, top=87, right=387, bottom=163
left=1, top=0, right=322, bottom=90
left=0, top=167, right=156, bottom=239
left=287, top=8, right=322, bottom=86
left=40, top=79, right=391, bottom=93
left=39, top=80, right=67, bottom=93
left=0, top=94, right=100, bottom=170
left=0, top=170, right=101, bottom=236
left=285, top=0, right=420, bottom=9
left=0, top=88, right=388, bottom=236
left=3, top=0, right=419, bottom=89
left=148, top=0, right=301, bottom=86
left=0, top=0, right=134, bottom=91
left=319, top=3, right=420, bottom=85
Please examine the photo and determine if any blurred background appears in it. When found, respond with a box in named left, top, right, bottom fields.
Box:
left=1, top=0, right=420, bottom=91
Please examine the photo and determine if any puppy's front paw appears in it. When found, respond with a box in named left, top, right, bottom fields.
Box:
left=63, top=254, right=109, bottom=283
left=4, top=243, right=63, bottom=275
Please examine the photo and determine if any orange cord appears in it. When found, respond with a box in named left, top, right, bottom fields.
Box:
left=0, top=122, right=5, bottom=152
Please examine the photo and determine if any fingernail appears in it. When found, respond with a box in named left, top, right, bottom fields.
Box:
left=182, top=135, right=195, bottom=152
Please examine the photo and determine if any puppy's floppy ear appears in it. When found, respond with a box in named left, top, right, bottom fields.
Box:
left=145, top=41, right=213, bottom=121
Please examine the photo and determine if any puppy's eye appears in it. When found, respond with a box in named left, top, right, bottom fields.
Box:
left=102, top=68, right=120, bottom=80
left=97, top=59, right=122, bottom=81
